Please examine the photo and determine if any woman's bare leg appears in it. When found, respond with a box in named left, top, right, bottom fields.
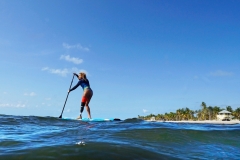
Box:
left=83, top=89, right=93, bottom=119
left=85, top=104, right=91, bottom=119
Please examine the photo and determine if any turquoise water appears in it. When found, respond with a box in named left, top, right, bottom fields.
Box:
left=0, top=114, right=240, bottom=159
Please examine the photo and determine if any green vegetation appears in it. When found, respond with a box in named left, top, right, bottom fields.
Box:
left=138, top=102, right=240, bottom=121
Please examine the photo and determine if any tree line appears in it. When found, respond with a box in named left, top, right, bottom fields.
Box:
left=138, top=102, right=240, bottom=121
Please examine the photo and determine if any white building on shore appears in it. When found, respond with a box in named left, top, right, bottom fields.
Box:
left=150, top=117, right=156, bottom=121
left=217, top=110, right=234, bottom=121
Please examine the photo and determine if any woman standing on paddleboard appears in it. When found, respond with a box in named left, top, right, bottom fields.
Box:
left=68, top=72, right=93, bottom=119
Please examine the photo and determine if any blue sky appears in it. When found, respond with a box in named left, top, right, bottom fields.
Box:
left=1, top=0, right=240, bottom=119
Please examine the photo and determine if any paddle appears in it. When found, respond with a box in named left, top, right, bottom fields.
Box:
left=59, top=74, right=75, bottom=118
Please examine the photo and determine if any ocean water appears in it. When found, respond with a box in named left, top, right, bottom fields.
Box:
left=0, top=115, right=240, bottom=160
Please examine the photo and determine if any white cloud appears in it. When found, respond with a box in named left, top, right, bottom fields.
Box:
left=42, top=67, right=88, bottom=77
left=143, top=109, right=148, bottom=113
left=210, top=70, right=233, bottom=77
left=42, top=67, right=69, bottom=77
left=16, top=104, right=26, bottom=108
left=0, top=103, right=26, bottom=108
left=0, top=103, right=11, bottom=107
left=24, top=92, right=36, bottom=96
left=60, top=55, right=83, bottom=64
left=62, top=43, right=90, bottom=52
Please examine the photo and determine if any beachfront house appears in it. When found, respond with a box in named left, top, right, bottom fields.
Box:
left=217, top=110, right=234, bottom=121
left=150, top=117, right=156, bottom=121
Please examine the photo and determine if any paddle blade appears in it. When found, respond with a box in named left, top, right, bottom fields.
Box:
left=59, top=115, right=62, bottom=118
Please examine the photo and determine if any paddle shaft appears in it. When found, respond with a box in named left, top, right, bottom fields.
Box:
left=59, top=74, right=75, bottom=118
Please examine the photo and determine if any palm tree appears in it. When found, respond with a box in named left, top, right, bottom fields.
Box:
left=226, top=106, right=233, bottom=112
left=189, top=109, right=195, bottom=120
left=183, top=107, right=194, bottom=120
left=233, top=107, right=240, bottom=120
left=212, top=106, right=221, bottom=120
left=169, top=112, right=175, bottom=121
left=201, top=102, right=207, bottom=120
left=180, top=108, right=185, bottom=120
left=185, top=107, right=190, bottom=120
left=195, top=109, right=200, bottom=120
left=181, top=108, right=187, bottom=120
left=195, top=110, right=200, bottom=120
left=156, top=114, right=164, bottom=120
left=176, top=109, right=181, bottom=121
left=138, top=115, right=143, bottom=119
left=164, top=113, right=169, bottom=121
left=208, top=106, right=213, bottom=120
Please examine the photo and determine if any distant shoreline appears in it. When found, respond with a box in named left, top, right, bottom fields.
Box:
left=145, top=120, right=240, bottom=125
